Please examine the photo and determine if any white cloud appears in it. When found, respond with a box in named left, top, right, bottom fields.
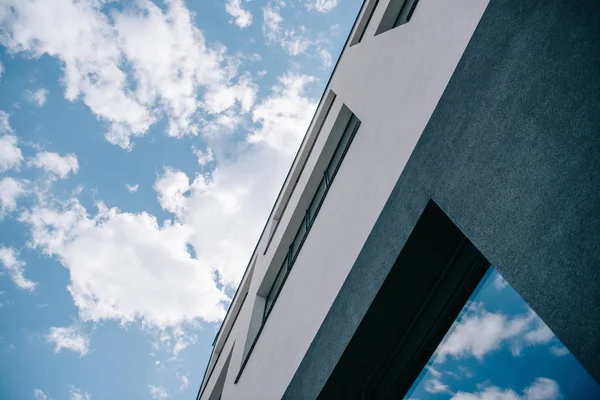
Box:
left=549, top=345, right=569, bottom=357
left=249, top=73, right=317, bottom=153
left=27, top=88, right=49, bottom=107
left=27, top=152, right=79, bottom=179
left=125, top=183, right=139, bottom=193
left=451, top=378, right=560, bottom=400
left=21, top=199, right=228, bottom=327
left=148, top=385, right=168, bottom=399
left=523, top=378, right=560, bottom=400
left=34, top=389, right=48, bottom=400
left=178, top=373, right=190, bottom=391
left=319, top=47, right=333, bottom=69
left=0, top=246, right=37, bottom=291
left=46, top=324, right=90, bottom=356
left=435, top=303, right=555, bottom=363
left=0, top=177, right=27, bottom=218
left=192, top=146, right=214, bottom=166
left=154, top=168, right=191, bottom=218
left=225, top=0, right=252, bottom=28
left=493, top=273, right=509, bottom=290
left=262, top=4, right=312, bottom=55
left=307, top=0, right=339, bottom=13
left=0, top=0, right=258, bottom=149
left=424, top=379, right=452, bottom=394
left=0, top=111, right=23, bottom=172
left=0, top=60, right=4, bottom=81
left=69, top=385, right=92, bottom=400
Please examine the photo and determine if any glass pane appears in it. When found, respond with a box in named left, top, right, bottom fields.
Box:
left=264, top=258, right=288, bottom=320
left=405, top=266, right=600, bottom=399
left=289, top=216, right=307, bottom=264
left=326, top=115, right=360, bottom=179
left=308, top=177, right=327, bottom=226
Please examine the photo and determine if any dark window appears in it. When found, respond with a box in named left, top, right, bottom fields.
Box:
left=326, top=114, right=360, bottom=180
left=289, top=215, right=308, bottom=263
left=308, top=176, right=327, bottom=227
left=375, top=0, right=420, bottom=37
left=392, top=0, right=419, bottom=28
left=264, top=256, right=288, bottom=321
left=262, top=111, right=361, bottom=324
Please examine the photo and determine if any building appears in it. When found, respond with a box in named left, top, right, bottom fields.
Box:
left=196, top=0, right=600, bottom=398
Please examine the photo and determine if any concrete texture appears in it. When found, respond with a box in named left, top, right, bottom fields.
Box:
left=284, top=0, right=600, bottom=398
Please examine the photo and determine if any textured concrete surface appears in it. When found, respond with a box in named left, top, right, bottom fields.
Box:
left=284, top=0, right=600, bottom=398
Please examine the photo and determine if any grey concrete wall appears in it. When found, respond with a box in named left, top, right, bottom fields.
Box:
left=284, top=0, right=600, bottom=398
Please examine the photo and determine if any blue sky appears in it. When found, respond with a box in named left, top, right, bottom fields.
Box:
left=406, top=268, right=600, bottom=400
left=0, top=1, right=598, bottom=400
left=0, top=0, right=362, bottom=399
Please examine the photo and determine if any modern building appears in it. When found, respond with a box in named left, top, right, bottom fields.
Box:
left=196, top=0, right=600, bottom=398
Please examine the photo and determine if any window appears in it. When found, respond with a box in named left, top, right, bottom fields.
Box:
left=375, top=0, right=420, bottom=37
left=262, top=110, right=361, bottom=324
left=350, top=0, right=381, bottom=46
left=264, top=256, right=288, bottom=322
left=317, top=201, right=600, bottom=399
left=403, top=267, right=600, bottom=399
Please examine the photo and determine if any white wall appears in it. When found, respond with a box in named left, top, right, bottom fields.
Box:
left=200, top=0, right=490, bottom=398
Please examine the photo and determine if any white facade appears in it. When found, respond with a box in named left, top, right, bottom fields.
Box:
left=198, top=0, right=490, bottom=398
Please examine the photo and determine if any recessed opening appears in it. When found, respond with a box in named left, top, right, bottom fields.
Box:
left=403, top=267, right=600, bottom=399
left=317, top=201, right=599, bottom=399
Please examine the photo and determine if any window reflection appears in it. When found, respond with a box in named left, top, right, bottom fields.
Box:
left=405, top=267, right=600, bottom=400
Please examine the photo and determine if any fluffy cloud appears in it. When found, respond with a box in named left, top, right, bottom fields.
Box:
left=249, top=73, right=316, bottom=153
left=225, top=0, right=252, bottom=28
left=0, top=246, right=37, bottom=291
left=424, top=378, right=452, bottom=394
left=125, top=183, right=139, bottom=193
left=46, top=324, right=91, bottom=356
left=21, top=199, right=228, bottom=327
left=0, top=0, right=258, bottom=149
left=0, top=177, right=27, bottom=218
left=27, top=152, right=79, bottom=179
left=148, top=385, right=168, bottom=399
left=0, top=111, right=23, bottom=172
left=192, top=146, right=214, bottom=166
left=451, top=377, right=560, bottom=400
left=69, top=385, right=92, bottom=400
left=307, top=0, right=339, bottom=13
left=27, top=88, right=49, bottom=107
left=435, top=303, right=556, bottom=363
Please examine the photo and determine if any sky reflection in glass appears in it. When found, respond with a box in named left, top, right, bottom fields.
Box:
left=405, top=267, right=600, bottom=400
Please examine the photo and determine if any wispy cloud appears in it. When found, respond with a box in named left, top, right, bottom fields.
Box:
left=307, top=0, right=339, bottom=13
left=148, top=385, right=168, bottom=399
left=0, top=111, right=24, bottom=172
left=125, top=183, right=139, bottom=193
left=46, top=324, right=91, bottom=356
left=451, top=377, right=560, bottom=400
left=34, top=389, right=48, bottom=400
left=26, top=88, right=49, bottom=107
left=69, top=385, right=92, bottom=400
left=0, top=246, right=37, bottom=291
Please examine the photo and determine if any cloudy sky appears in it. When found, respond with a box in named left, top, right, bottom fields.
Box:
left=406, top=268, right=600, bottom=400
left=0, top=0, right=360, bottom=398
left=0, top=1, right=598, bottom=400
